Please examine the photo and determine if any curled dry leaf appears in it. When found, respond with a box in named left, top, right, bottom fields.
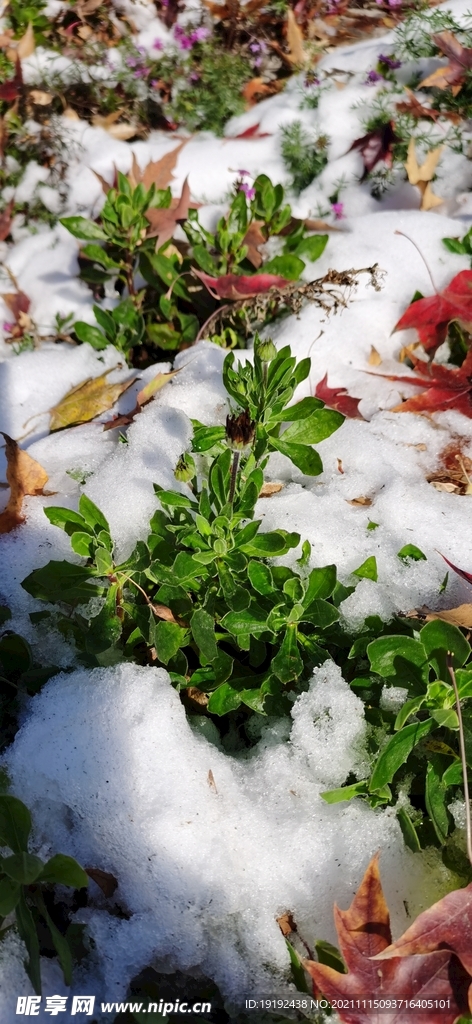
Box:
left=29, top=90, right=53, bottom=106
left=419, top=31, right=472, bottom=95
left=346, top=495, right=372, bottom=507
left=409, top=604, right=472, bottom=629
left=277, top=912, right=296, bottom=937
left=368, top=346, right=382, bottom=366
left=0, top=433, right=48, bottom=534
left=85, top=867, right=118, bottom=898
left=242, top=220, right=266, bottom=269
left=103, top=368, right=180, bottom=431
left=242, top=78, right=277, bottom=106
left=286, top=9, right=308, bottom=64
left=348, top=121, right=398, bottom=180
left=259, top=481, right=284, bottom=497
left=48, top=371, right=136, bottom=432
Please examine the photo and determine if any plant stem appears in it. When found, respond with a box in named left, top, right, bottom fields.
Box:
left=394, top=231, right=437, bottom=294
left=229, top=450, right=240, bottom=504
left=446, top=653, right=472, bottom=868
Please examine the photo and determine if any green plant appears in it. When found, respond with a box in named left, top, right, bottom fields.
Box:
left=158, top=40, right=253, bottom=136
left=22, top=342, right=347, bottom=719
left=443, top=225, right=472, bottom=262
left=5, top=0, right=50, bottom=41
left=0, top=608, right=57, bottom=749
left=281, top=122, right=329, bottom=195
left=322, top=619, right=472, bottom=873
left=0, top=793, right=88, bottom=993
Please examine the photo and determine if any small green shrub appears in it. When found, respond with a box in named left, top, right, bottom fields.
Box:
left=281, top=122, right=329, bottom=195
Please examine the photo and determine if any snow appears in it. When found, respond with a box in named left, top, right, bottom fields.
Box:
left=0, top=0, right=472, bottom=1013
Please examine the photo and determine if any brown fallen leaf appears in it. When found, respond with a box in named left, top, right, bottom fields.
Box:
left=419, top=31, right=472, bottom=96
left=85, top=867, right=118, bottom=898
left=16, top=23, right=35, bottom=59
left=103, top=369, right=180, bottom=431
left=242, top=220, right=266, bottom=269
left=0, top=433, right=48, bottom=534
left=277, top=912, right=296, bottom=937
left=207, top=769, right=217, bottom=793
left=407, top=604, right=472, bottom=628
left=346, top=496, right=372, bottom=507
left=286, top=9, right=307, bottom=64
left=145, top=177, right=190, bottom=249
left=0, top=200, right=14, bottom=242
left=242, top=78, right=275, bottom=106
left=259, top=481, right=284, bottom=497
left=404, top=138, right=444, bottom=210
left=395, top=87, right=460, bottom=123
left=427, top=445, right=472, bottom=495
left=49, top=371, right=136, bottom=432
left=91, top=110, right=138, bottom=140
left=29, top=90, right=53, bottom=106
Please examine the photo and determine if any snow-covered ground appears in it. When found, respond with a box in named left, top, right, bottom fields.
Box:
left=2, top=0, right=472, bottom=1018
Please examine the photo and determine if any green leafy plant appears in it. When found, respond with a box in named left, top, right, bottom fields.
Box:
left=5, top=0, right=50, bottom=41
left=281, top=121, right=329, bottom=195
left=322, top=618, right=472, bottom=872
left=22, top=342, right=347, bottom=719
left=0, top=608, right=58, bottom=750
left=159, top=41, right=253, bottom=136
left=0, top=793, right=88, bottom=993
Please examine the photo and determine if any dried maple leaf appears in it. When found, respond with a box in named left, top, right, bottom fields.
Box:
left=404, top=139, right=443, bottom=211
left=0, top=57, right=23, bottom=103
left=1, top=288, right=31, bottom=339
left=393, top=269, right=472, bottom=355
left=242, top=78, right=277, bottom=106
left=145, top=177, right=190, bottom=249
left=259, top=481, right=283, bottom=497
left=102, top=368, right=179, bottom=431
left=305, top=853, right=470, bottom=1024
left=194, top=269, right=291, bottom=300
left=85, top=867, right=118, bottom=897
left=48, top=371, right=136, bottom=432
left=420, top=31, right=472, bottom=96
left=348, top=121, right=399, bottom=180
left=396, top=88, right=443, bottom=122
left=409, top=604, right=472, bottom=628
left=0, top=433, right=48, bottom=534
left=286, top=9, right=308, bottom=64
left=375, top=348, right=472, bottom=418
left=439, top=553, right=472, bottom=586
left=315, top=374, right=364, bottom=419
left=242, top=220, right=266, bottom=268
left=427, top=443, right=472, bottom=495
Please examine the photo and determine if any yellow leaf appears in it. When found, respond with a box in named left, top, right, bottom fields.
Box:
left=412, top=604, right=472, bottom=629
left=405, top=138, right=443, bottom=185
left=137, top=368, right=180, bottom=407
left=29, top=90, right=53, bottom=106
left=259, top=481, right=284, bottom=497
left=49, top=371, right=136, bottom=432
left=420, top=181, right=444, bottom=210
left=16, top=22, right=35, bottom=59
left=346, top=495, right=372, bottom=507
left=0, top=432, right=48, bottom=533
left=63, top=107, right=80, bottom=119
left=286, top=9, right=307, bottom=65
left=368, top=346, right=382, bottom=366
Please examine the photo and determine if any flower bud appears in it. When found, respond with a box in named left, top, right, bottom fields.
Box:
left=174, top=452, right=195, bottom=482
left=254, top=337, right=277, bottom=363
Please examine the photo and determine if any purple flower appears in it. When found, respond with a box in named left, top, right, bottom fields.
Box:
left=190, top=26, right=210, bottom=43
left=134, top=67, right=149, bottom=77
left=239, top=182, right=256, bottom=200
left=365, top=69, right=384, bottom=85
left=189, top=71, right=200, bottom=81
left=378, top=53, right=402, bottom=69
left=331, top=201, right=344, bottom=220
left=304, top=73, right=320, bottom=88
left=153, top=38, right=164, bottom=50
left=2, top=321, right=14, bottom=332
left=237, top=169, right=251, bottom=176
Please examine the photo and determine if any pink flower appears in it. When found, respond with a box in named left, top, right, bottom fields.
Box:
left=331, top=202, right=344, bottom=220
left=239, top=182, right=256, bottom=200
left=2, top=321, right=14, bottom=332
left=153, top=39, right=164, bottom=50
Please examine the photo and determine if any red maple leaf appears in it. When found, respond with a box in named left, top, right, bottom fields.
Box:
left=193, top=269, right=291, bottom=300
left=372, top=348, right=472, bottom=417
left=314, top=374, right=364, bottom=419
left=0, top=57, right=23, bottom=103
left=305, top=853, right=471, bottom=1024
left=348, top=121, right=399, bottom=180
left=393, top=270, right=472, bottom=355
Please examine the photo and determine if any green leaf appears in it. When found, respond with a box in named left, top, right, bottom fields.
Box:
left=73, top=322, right=108, bottom=350
left=60, top=216, right=107, bottom=240
left=431, top=708, right=459, bottom=729
left=281, top=409, right=343, bottom=445
left=207, top=683, right=243, bottom=715
left=0, top=633, right=32, bottom=675
left=44, top=506, right=89, bottom=534
left=425, top=756, right=451, bottom=844
left=396, top=807, right=421, bottom=852
left=261, top=254, right=304, bottom=280
left=303, top=565, right=337, bottom=604
left=442, top=237, right=467, bottom=254
left=420, top=619, right=471, bottom=670
left=269, top=397, right=323, bottom=424
left=272, top=625, right=303, bottom=683
left=16, top=892, right=41, bottom=994
left=270, top=437, right=323, bottom=476
left=286, top=939, right=310, bottom=993
left=154, top=621, right=189, bottom=665
left=70, top=531, right=96, bottom=558
left=0, top=796, right=31, bottom=853
left=221, top=607, right=270, bottom=637
left=301, top=599, right=339, bottom=628
left=369, top=718, right=437, bottom=792
left=320, top=780, right=368, bottom=803
left=0, top=876, right=20, bottom=916
left=39, top=901, right=73, bottom=986
left=293, top=233, right=328, bottom=262
left=2, top=852, right=44, bottom=884
left=367, top=635, right=428, bottom=684
left=78, top=495, right=110, bottom=535
left=394, top=695, right=426, bottom=731
left=442, top=760, right=463, bottom=786
left=247, top=561, right=274, bottom=595
left=157, top=490, right=197, bottom=510
left=39, top=854, right=89, bottom=889
left=314, top=939, right=346, bottom=974
left=352, top=556, right=377, bottom=581
left=80, top=244, right=120, bottom=269
left=238, top=529, right=299, bottom=556
left=191, top=608, right=218, bottom=663
left=397, top=544, right=427, bottom=562
left=22, top=561, right=102, bottom=606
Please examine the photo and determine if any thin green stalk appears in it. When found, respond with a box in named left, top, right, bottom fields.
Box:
left=446, top=653, right=472, bottom=868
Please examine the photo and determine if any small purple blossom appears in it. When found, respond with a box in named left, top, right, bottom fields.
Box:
left=190, top=26, right=210, bottom=43
left=134, top=67, right=149, bottom=78
left=331, top=202, right=344, bottom=220
left=189, top=71, right=200, bottom=81
left=153, top=38, right=164, bottom=50
left=237, top=169, right=251, bottom=177
left=174, top=23, right=210, bottom=50
left=2, top=321, right=14, bottom=332
left=365, top=69, right=384, bottom=85
left=239, top=182, right=256, bottom=200
left=304, top=73, right=320, bottom=88
left=378, top=53, right=402, bottom=69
